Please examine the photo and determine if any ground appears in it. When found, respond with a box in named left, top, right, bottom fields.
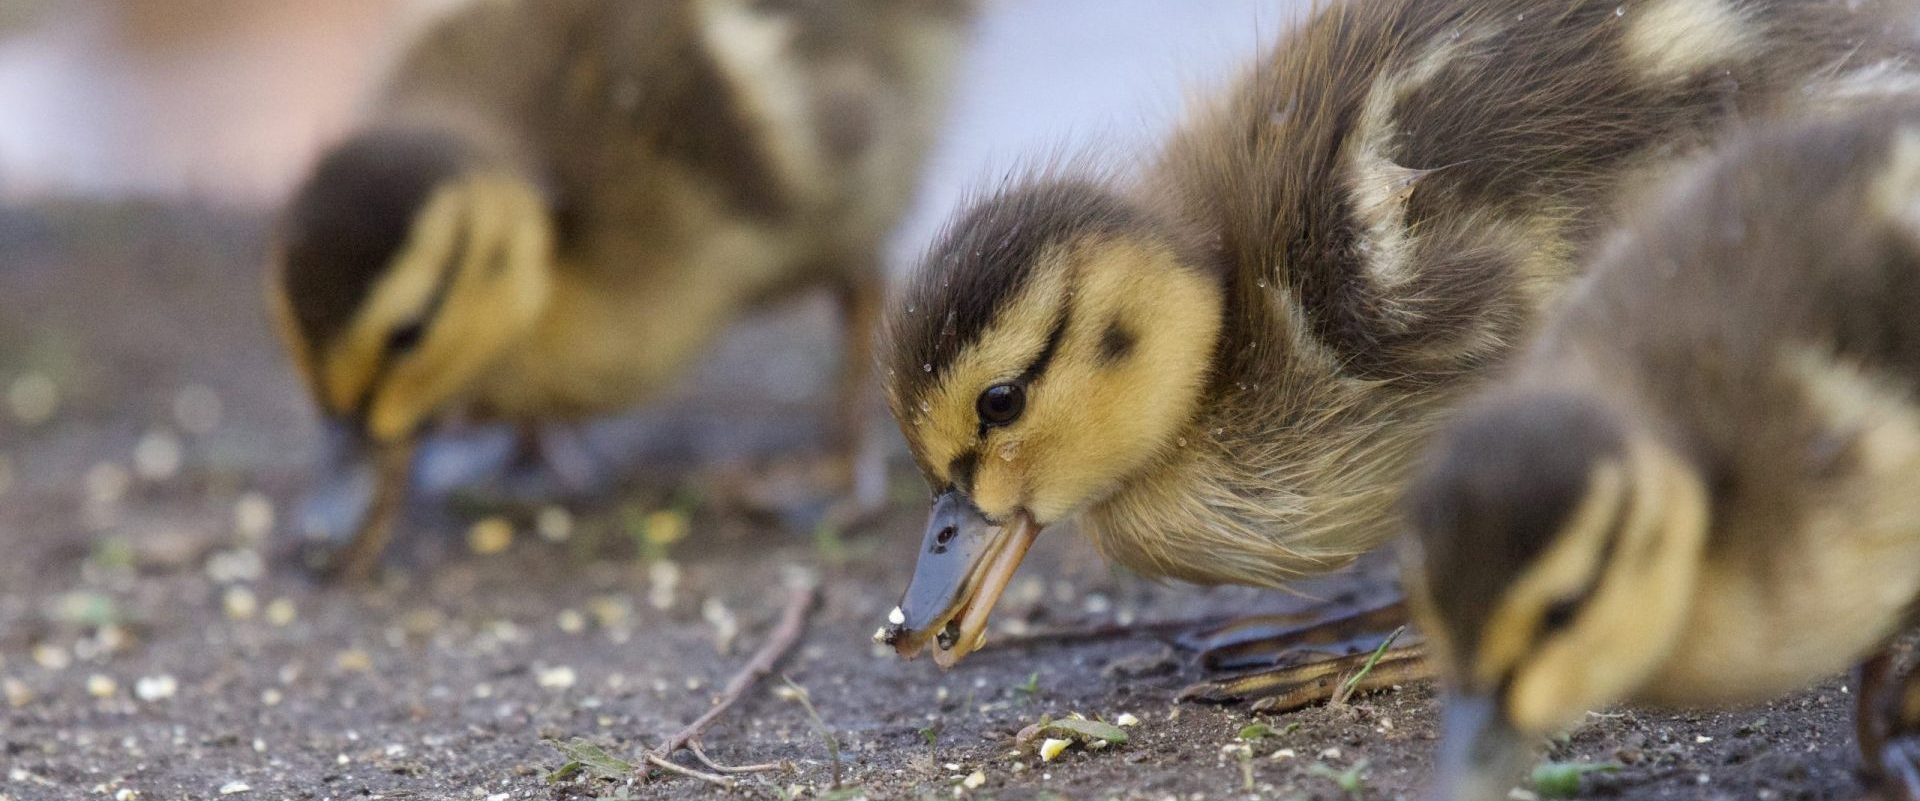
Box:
left=0, top=204, right=1876, bottom=801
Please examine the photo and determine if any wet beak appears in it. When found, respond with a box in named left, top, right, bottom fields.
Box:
left=296, top=417, right=416, bottom=578
left=877, top=489, right=1041, bottom=667
left=1428, top=693, right=1533, bottom=801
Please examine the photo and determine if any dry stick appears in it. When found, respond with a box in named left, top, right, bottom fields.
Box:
left=643, top=575, right=820, bottom=787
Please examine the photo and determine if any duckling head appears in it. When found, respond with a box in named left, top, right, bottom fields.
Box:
left=269, top=126, right=554, bottom=569
left=1402, top=392, right=1710, bottom=800
left=875, top=179, right=1222, bottom=664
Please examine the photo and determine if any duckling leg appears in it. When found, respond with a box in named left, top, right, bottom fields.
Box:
left=1855, top=644, right=1920, bottom=799
left=825, top=273, right=889, bottom=525
left=1174, top=598, right=1433, bottom=710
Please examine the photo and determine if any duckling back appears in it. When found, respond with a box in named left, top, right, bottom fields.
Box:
left=1088, top=0, right=1920, bottom=586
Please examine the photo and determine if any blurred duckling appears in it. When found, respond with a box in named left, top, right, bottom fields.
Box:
left=1407, top=104, right=1920, bottom=800
left=269, top=0, right=973, bottom=577
left=873, top=0, right=1919, bottom=692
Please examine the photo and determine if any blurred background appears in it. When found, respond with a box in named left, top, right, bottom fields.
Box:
left=0, top=0, right=1296, bottom=252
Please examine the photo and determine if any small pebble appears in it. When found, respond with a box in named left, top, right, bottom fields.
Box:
left=962, top=770, right=986, bottom=789
left=86, top=674, right=118, bottom=698
left=264, top=598, right=297, bottom=627
left=4, top=677, right=34, bottom=707
left=171, top=384, right=223, bottom=434
left=335, top=650, right=373, bottom=672
left=467, top=517, right=514, bottom=555
left=647, top=560, right=681, bottom=610
left=132, top=429, right=184, bottom=482
left=233, top=493, right=275, bottom=542
left=223, top=586, right=258, bottom=620
left=7, top=372, right=58, bottom=425
left=260, top=689, right=283, bottom=706
left=556, top=609, right=586, bottom=634
left=218, top=781, right=250, bottom=795
left=134, top=675, right=178, bottom=702
left=32, top=644, right=71, bottom=671
left=535, top=506, right=573, bottom=542
left=536, top=665, right=577, bottom=690
left=84, top=462, right=131, bottom=508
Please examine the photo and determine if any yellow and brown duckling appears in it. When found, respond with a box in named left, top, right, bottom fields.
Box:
left=269, top=0, right=973, bottom=578
left=1407, top=103, right=1920, bottom=800
left=873, top=0, right=1919, bottom=688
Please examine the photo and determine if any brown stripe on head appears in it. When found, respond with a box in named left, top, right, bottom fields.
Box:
left=884, top=179, right=1156, bottom=421
left=276, top=127, right=479, bottom=358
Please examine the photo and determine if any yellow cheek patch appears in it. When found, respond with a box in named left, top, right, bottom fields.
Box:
left=1473, top=460, right=1626, bottom=688
left=321, top=185, right=467, bottom=418
left=365, top=174, right=552, bottom=441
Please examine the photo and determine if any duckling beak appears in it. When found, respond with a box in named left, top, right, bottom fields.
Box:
left=1428, top=693, right=1532, bottom=801
left=878, top=490, right=1041, bottom=667
left=296, top=417, right=415, bottom=576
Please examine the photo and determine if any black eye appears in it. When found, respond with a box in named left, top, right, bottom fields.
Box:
left=976, top=383, right=1025, bottom=426
left=386, top=320, right=426, bottom=354
left=1540, top=597, right=1580, bottom=634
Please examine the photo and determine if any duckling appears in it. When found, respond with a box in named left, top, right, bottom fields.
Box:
left=269, top=0, right=974, bottom=578
left=1406, top=103, right=1920, bottom=801
left=872, top=0, right=1920, bottom=699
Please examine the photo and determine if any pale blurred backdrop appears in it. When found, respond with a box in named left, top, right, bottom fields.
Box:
left=0, top=0, right=1300, bottom=265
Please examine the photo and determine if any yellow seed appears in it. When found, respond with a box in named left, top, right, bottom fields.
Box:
left=644, top=510, right=688, bottom=546
left=1038, top=738, right=1070, bottom=762
left=467, top=517, right=514, bottom=555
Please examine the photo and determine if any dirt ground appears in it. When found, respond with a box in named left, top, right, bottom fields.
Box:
left=0, top=204, right=1877, bottom=801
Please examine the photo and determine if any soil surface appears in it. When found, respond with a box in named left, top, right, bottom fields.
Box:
left=0, top=204, right=1875, bottom=801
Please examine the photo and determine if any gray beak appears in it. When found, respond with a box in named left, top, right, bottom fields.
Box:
left=1429, top=693, right=1533, bottom=801
left=296, top=417, right=414, bottom=578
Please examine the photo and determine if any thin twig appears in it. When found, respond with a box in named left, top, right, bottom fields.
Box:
left=642, top=574, right=819, bottom=784
left=688, top=740, right=786, bottom=774
left=644, top=753, right=734, bottom=787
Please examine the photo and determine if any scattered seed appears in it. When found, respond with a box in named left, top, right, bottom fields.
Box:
left=134, top=675, right=178, bottom=702
left=1115, top=712, right=1140, bottom=727
left=702, top=597, right=739, bottom=653
left=5, top=677, right=34, bottom=706
left=264, top=598, right=297, bottom=627
left=31, top=644, right=70, bottom=671
left=335, top=650, right=373, bottom=672
left=534, top=506, right=573, bottom=542
left=86, top=673, right=117, bottom=698
left=217, top=781, right=250, bottom=795
left=536, top=665, right=577, bottom=690
left=7, top=373, right=58, bottom=425
left=962, top=770, right=986, bottom=789
left=223, top=586, right=258, bottom=620
left=205, top=549, right=264, bottom=584
left=556, top=609, right=586, bottom=634
left=171, top=384, right=223, bottom=434
left=467, top=517, right=514, bottom=555
left=888, top=606, right=906, bottom=626
left=647, top=560, right=681, bottom=610
left=232, top=493, right=274, bottom=542
left=132, top=429, right=184, bottom=481
left=1038, top=738, right=1070, bottom=762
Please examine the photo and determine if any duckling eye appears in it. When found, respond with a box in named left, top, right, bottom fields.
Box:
left=386, top=320, right=427, bottom=355
left=976, top=383, right=1025, bottom=426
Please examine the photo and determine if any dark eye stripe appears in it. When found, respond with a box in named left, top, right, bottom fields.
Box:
left=948, top=450, right=980, bottom=494
left=1536, top=477, right=1634, bottom=637
left=1016, top=302, right=1073, bottom=387
left=349, top=206, right=471, bottom=427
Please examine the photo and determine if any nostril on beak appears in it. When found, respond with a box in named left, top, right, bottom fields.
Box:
left=932, top=525, right=957, bottom=553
